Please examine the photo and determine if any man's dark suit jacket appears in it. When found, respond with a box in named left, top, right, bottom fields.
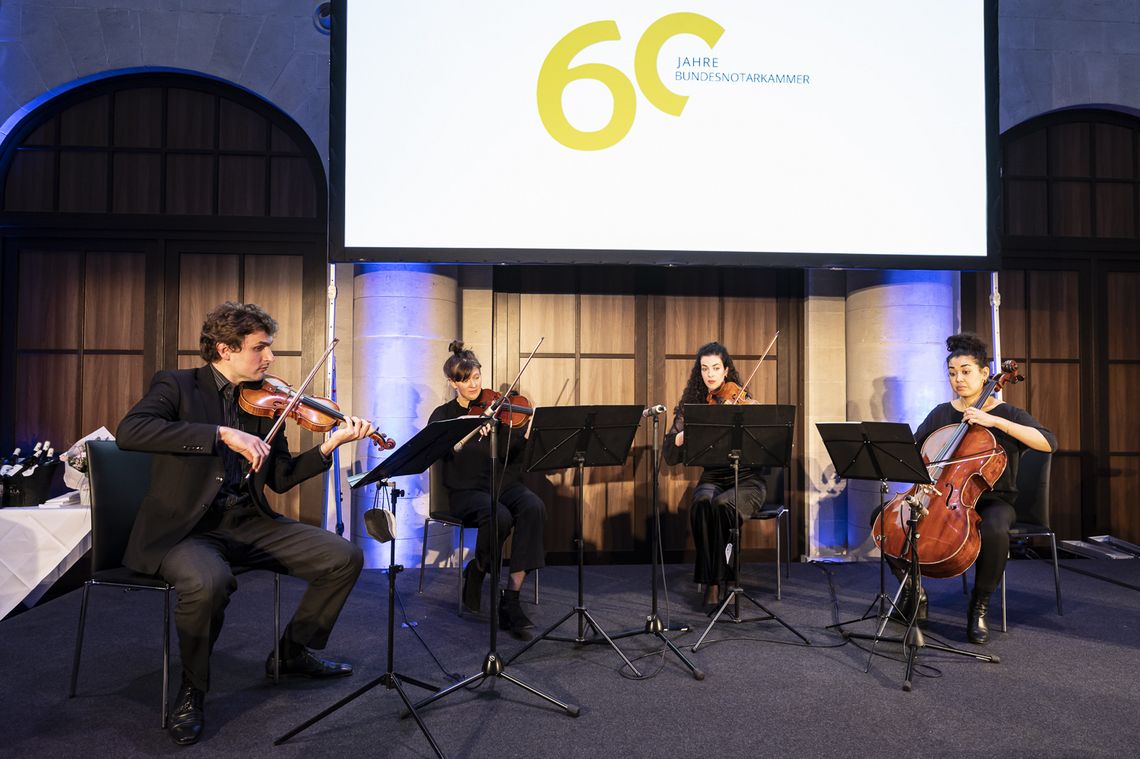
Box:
left=117, top=366, right=331, bottom=575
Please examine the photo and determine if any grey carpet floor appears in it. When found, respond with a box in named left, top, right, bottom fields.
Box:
left=1, top=558, right=1138, bottom=758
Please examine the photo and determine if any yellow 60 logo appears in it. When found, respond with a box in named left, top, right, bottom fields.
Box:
left=537, top=13, right=724, bottom=151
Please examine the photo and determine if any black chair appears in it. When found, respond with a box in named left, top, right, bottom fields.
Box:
left=69, top=441, right=280, bottom=728
left=961, top=449, right=1063, bottom=632
left=746, top=467, right=792, bottom=600
left=418, top=464, right=537, bottom=613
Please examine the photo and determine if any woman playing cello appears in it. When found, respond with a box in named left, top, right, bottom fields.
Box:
left=663, top=342, right=768, bottom=607
left=887, top=333, right=1057, bottom=643
left=426, top=341, right=546, bottom=639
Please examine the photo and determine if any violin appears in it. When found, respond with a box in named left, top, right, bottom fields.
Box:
left=238, top=375, right=396, bottom=449
left=707, top=381, right=759, bottom=405
left=872, top=361, right=1024, bottom=578
left=466, top=388, right=532, bottom=429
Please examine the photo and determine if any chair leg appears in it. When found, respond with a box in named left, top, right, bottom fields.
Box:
left=68, top=582, right=92, bottom=698
left=774, top=513, right=782, bottom=601
left=783, top=510, right=791, bottom=579
left=419, top=518, right=431, bottom=594
left=533, top=568, right=539, bottom=605
left=1049, top=533, right=1063, bottom=615
left=1001, top=570, right=1007, bottom=633
left=162, top=587, right=172, bottom=729
left=456, top=525, right=465, bottom=616
left=273, top=574, right=281, bottom=683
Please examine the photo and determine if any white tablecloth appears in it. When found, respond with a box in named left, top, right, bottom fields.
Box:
left=0, top=507, right=91, bottom=619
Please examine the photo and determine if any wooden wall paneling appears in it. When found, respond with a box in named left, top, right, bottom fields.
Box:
left=60, top=95, right=109, bottom=146
left=219, top=100, right=267, bottom=151
left=1093, top=123, right=1135, bottom=178
left=723, top=295, right=778, bottom=356
left=1106, top=272, right=1140, bottom=359
left=58, top=152, right=107, bottom=213
left=1050, top=181, right=1092, bottom=237
left=1106, top=364, right=1140, bottom=452
left=520, top=293, right=575, bottom=355
left=580, top=294, right=635, bottom=354
left=1048, top=454, right=1083, bottom=539
left=1094, top=184, right=1136, bottom=238
left=23, top=118, right=56, bottom=147
left=177, top=354, right=201, bottom=371
left=5, top=152, right=55, bottom=211
left=1107, top=456, right=1140, bottom=543
left=112, top=154, right=162, bottom=214
left=15, top=354, right=79, bottom=448
left=1026, top=362, right=1081, bottom=451
left=178, top=253, right=240, bottom=350
left=165, top=155, right=215, bottom=215
left=263, top=489, right=302, bottom=522
left=269, top=157, right=318, bottom=218
left=1049, top=123, right=1090, bottom=176
left=18, top=250, right=80, bottom=350
left=244, top=254, right=304, bottom=351
left=997, top=271, right=1027, bottom=360
left=113, top=88, right=163, bottom=148
left=218, top=156, right=267, bottom=216
left=81, top=355, right=144, bottom=434
left=579, top=359, right=636, bottom=551
left=166, top=89, right=215, bottom=149
left=84, top=252, right=146, bottom=350
left=661, top=356, right=697, bottom=552
left=1005, top=128, right=1046, bottom=175
left=1027, top=271, right=1080, bottom=359
left=1004, top=180, right=1048, bottom=236
left=664, top=295, right=719, bottom=356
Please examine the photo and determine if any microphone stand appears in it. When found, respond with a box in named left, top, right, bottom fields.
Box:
left=610, top=408, right=704, bottom=679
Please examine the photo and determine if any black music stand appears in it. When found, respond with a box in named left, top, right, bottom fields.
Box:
left=504, top=405, right=643, bottom=676
left=684, top=404, right=808, bottom=651
left=275, top=416, right=483, bottom=758
left=817, top=421, right=999, bottom=691
left=410, top=412, right=580, bottom=719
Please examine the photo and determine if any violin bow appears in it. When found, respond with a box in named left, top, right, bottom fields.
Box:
left=731, top=330, right=779, bottom=404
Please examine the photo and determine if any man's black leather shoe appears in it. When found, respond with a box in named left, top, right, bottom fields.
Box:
left=168, top=680, right=205, bottom=746
left=267, top=648, right=353, bottom=679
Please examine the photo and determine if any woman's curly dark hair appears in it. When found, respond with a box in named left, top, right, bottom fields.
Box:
left=674, top=341, right=743, bottom=415
left=443, top=340, right=481, bottom=382
left=946, top=332, right=989, bottom=370
left=199, top=302, right=277, bottom=362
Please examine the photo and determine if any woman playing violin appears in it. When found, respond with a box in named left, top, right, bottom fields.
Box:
left=426, top=341, right=545, bottom=639
left=885, top=333, right=1056, bottom=643
left=663, top=341, right=768, bottom=606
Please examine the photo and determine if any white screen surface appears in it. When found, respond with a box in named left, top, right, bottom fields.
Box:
left=340, top=1, right=992, bottom=261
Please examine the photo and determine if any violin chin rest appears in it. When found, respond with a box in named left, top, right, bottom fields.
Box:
left=364, top=508, right=396, bottom=543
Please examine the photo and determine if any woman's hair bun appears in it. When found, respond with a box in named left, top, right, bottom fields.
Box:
left=448, top=340, right=466, bottom=355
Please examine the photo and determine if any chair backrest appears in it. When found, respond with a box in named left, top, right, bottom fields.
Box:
left=1013, top=449, right=1052, bottom=528
left=428, top=462, right=450, bottom=517
left=86, top=440, right=154, bottom=572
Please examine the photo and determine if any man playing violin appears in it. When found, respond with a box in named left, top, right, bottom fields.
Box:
left=117, top=301, right=374, bottom=746
left=663, top=341, right=769, bottom=607
left=427, top=341, right=546, bottom=639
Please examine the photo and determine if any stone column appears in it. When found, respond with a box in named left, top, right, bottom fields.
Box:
left=352, top=264, right=458, bottom=568
left=844, top=270, right=958, bottom=556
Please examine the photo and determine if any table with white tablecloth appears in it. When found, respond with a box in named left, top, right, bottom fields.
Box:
left=0, top=507, right=91, bottom=619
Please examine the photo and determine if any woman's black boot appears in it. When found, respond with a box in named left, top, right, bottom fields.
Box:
left=967, top=590, right=991, bottom=644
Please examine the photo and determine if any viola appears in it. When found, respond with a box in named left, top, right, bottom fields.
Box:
left=466, top=388, right=532, bottom=429
left=238, top=374, right=395, bottom=449
left=872, top=361, right=1024, bottom=578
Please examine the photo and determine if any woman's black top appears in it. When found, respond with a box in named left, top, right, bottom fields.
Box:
left=914, top=402, right=1057, bottom=506
left=427, top=398, right=528, bottom=493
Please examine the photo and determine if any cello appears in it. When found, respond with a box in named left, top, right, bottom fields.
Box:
left=872, top=360, right=1024, bottom=579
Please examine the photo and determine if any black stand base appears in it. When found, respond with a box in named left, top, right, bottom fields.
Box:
left=410, top=651, right=581, bottom=718
left=609, top=614, right=704, bottom=680
left=692, top=585, right=809, bottom=651
left=505, top=605, right=643, bottom=676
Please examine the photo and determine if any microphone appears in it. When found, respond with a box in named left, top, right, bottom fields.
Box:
left=641, top=404, right=667, bottom=418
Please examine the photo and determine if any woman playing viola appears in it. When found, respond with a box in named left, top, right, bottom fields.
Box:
left=663, top=342, right=768, bottom=607
left=426, top=341, right=546, bottom=639
left=886, top=333, right=1056, bottom=643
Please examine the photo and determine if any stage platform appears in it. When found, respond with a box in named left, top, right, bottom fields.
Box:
left=2, top=558, right=1137, bottom=758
